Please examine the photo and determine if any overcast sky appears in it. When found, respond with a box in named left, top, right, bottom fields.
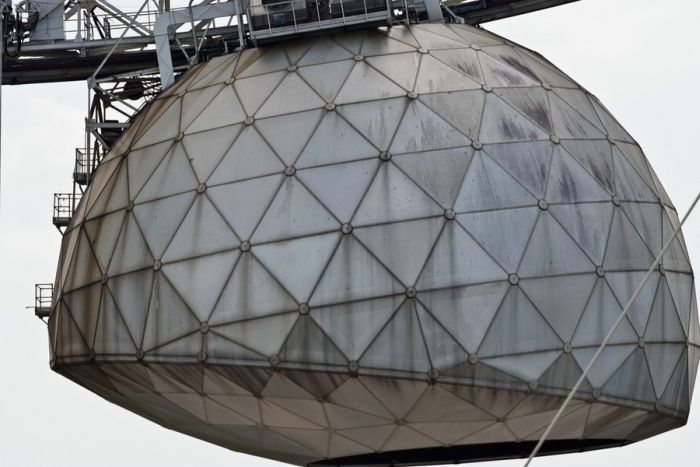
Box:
left=1, top=0, right=699, bottom=466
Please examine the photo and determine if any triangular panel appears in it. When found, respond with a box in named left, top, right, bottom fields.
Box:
left=233, top=71, right=286, bottom=116
left=572, top=345, right=636, bottom=389
left=493, top=87, right=551, bottom=133
left=645, top=343, right=685, bottom=398
left=213, top=312, right=298, bottom=357
left=237, top=48, right=290, bottom=78
left=279, top=316, right=348, bottom=366
left=254, top=232, right=340, bottom=302
left=549, top=93, right=606, bottom=139
left=62, top=285, right=101, bottom=349
left=338, top=97, right=406, bottom=151
left=545, top=145, right=611, bottom=203
left=520, top=274, right=597, bottom=342
left=326, top=377, right=393, bottom=419
left=478, top=51, right=539, bottom=88
left=391, top=100, right=471, bottom=154
left=210, top=252, right=298, bottom=325
left=604, top=209, right=655, bottom=270
left=132, top=192, right=195, bottom=259
left=127, top=141, right=174, bottom=198
left=602, top=348, right=656, bottom=403
left=538, top=353, right=591, bottom=392
left=296, top=111, right=378, bottom=168
left=298, top=38, right=353, bottom=66
left=364, top=29, right=418, bottom=53
left=135, top=143, right=198, bottom=203
left=312, top=295, right=404, bottom=360
left=589, top=98, right=635, bottom=143
left=93, top=287, right=138, bottom=355
left=559, top=140, right=614, bottom=193
left=483, top=351, right=560, bottom=382
left=414, top=54, right=481, bottom=94
left=107, top=213, right=154, bottom=275
left=410, top=27, right=466, bottom=50
left=352, top=162, right=444, bottom=226
left=310, top=235, right=403, bottom=306
left=621, top=202, right=663, bottom=256
left=186, top=86, right=246, bottom=134
left=84, top=210, right=126, bottom=272
left=257, top=73, right=325, bottom=118
left=208, top=174, right=284, bottom=241
left=479, top=287, right=562, bottom=357
left=334, top=62, right=406, bottom=105
left=207, top=126, right=284, bottom=186
left=518, top=212, right=595, bottom=277
left=256, top=109, right=324, bottom=166
left=180, top=84, right=225, bottom=131
left=645, top=279, right=685, bottom=342
left=479, top=93, right=549, bottom=143
left=142, top=273, right=201, bottom=351
left=430, top=48, right=483, bottom=83
left=393, top=147, right=473, bottom=208
left=457, top=207, right=539, bottom=273
left=252, top=177, right=339, bottom=243
left=297, top=159, right=379, bottom=223
left=614, top=149, right=659, bottom=202
left=419, top=91, right=485, bottom=140
left=606, top=271, right=660, bottom=336
left=415, top=303, right=468, bottom=369
left=181, top=124, right=241, bottom=182
left=666, top=272, right=694, bottom=334
left=406, top=385, right=493, bottom=423
left=484, top=141, right=552, bottom=198
left=549, top=202, right=614, bottom=265
left=419, top=282, right=508, bottom=353
left=354, top=217, right=444, bottom=286
left=162, top=195, right=240, bottom=262
left=365, top=52, right=420, bottom=91
left=572, top=279, right=638, bottom=347
left=453, top=152, right=536, bottom=213
left=614, top=143, right=656, bottom=189
left=133, top=98, right=181, bottom=149
left=417, top=222, right=506, bottom=290
left=162, top=250, right=240, bottom=322
left=108, top=268, right=154, bottom=346
left=360, top=300, right=431, bottom=373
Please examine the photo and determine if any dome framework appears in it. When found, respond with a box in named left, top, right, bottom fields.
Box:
left=50, top=23, right=698, bottom=465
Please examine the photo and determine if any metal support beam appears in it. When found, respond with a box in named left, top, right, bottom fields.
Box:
left=444, top=0, right=579, bottom=24
left=155, top=0, right=240, bottom=89
left=424, top=0, right=444, bottom=22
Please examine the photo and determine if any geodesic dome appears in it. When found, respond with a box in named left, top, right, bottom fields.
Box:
left=50, top=23, right=698, bottom=466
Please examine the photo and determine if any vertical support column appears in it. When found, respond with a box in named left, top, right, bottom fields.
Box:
left=155, top=1, right=240, bottom=90
left=0, top=20, right=3, bottom=205
left=236, top=0, right=245, bottom=49
left=424, top=0, right=443, bottom=22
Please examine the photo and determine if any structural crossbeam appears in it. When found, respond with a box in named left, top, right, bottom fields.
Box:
left=1, top=0, right=580, bottom=85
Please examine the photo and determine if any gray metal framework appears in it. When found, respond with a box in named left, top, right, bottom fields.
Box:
left=34, top=283, right=53, bottom=319
left=443, top=0, right=578, bottom=23
left=1, top=0, right=578, bottom=85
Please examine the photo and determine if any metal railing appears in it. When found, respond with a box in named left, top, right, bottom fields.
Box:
left=53, top=193, right=82, bottom=229
left=16, top=0, right=240, bottom=56
left=34, top=283, right=53, bottom=319
left=248, top=0, right=395, bottom=39
left=73, top=148, right=98, bottom=185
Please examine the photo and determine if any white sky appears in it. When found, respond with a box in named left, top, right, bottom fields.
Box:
left=1, top=0, right=699, bottom=465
